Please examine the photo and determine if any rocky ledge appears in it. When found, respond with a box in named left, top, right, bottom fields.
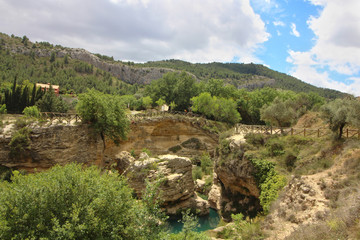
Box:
left=115, top=151, right=210, bottom=216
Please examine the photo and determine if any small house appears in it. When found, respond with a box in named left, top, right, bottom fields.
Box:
left=36, top=83, right=60, bottom=95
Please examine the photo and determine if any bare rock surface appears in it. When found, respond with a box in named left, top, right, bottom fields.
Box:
left=124, top=154, right=210, bottom=216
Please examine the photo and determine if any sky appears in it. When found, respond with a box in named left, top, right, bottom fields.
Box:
left=0, top=0, right=359, bottom=96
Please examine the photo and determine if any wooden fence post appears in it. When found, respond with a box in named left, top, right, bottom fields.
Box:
left=346, top=128, right=349, bottom=138
left=291, top=128, right=293, bottom=136
left=304, top=128, right=306, bottom=137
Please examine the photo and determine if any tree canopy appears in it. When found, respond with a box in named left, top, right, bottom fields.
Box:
left=76, top=89, right=130, bottom=146
left=0, top=164, right=166, bottom=239
left=321, top=98, right=360, bottom=139
left=145, top=72, right=198, bottom=111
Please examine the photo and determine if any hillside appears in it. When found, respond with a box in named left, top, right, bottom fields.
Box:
left=139, top=60, right=346, bottom=99
left=0, top=33, right=347, bottom=99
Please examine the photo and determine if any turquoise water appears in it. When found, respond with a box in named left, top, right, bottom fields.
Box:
left=167, top=208, right=220, bottom=233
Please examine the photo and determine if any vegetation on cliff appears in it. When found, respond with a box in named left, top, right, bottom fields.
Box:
left=0, top=164, right=212, bottom=240
left=76, top=89, right=130, bottom=146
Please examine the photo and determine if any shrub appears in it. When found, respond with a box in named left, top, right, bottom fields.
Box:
left=192, top=166, right=203, bottom=180
left=0, top=104, right=6, bottom=114
left=200, top=153, right=213, bottom=175
left=204, top=175, right=213, bottom=193
left=22, top=105, right=40, bottom=118
left=0, top=164, right=167, bottom=239
left=169, top=145, right=182, bottom=153
left=265, top=138, right=285, bottom=156
left=141, top=148, right=151, bottom=157
left=248, top=156, right=286, bottom=214
left=181, top=138, right=203, bottom=150
left=9, top=127, right=31, bottom=158
left=284, top=151, right=297, bottom=171
left=245, top=133, right=265, bottom=147
left=231, top=213, right=264, bottom=240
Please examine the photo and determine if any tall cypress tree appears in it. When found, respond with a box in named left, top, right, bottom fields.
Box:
left=20, top=85, right=29, bottom=111
left=30, top=83, right=37, bottom=106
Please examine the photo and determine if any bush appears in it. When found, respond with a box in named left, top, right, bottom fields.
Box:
left=245, top=133, right=265, bottom=147
left=141, top=148, right=151, bottom=157
left=9, top=127, right=31, bottom=158
left=284, top=151, right=297, bottom=171
left=192, top=166, right=203, bottom=180
left=265, top=138, right=285, bottom=156
left=23, top=105, right=40, bottom=118
left=200, top=153, right=213, bottom=175
left=169, top=145, right=182, bottom=153
left=0, top=104, right=6, bottom=114
left=248, top=156, right=286, bottom=214
left=0, top=164, right=166, bottom=239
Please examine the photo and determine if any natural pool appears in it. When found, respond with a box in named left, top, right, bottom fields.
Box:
left=167, top=208, right=220, bottom=233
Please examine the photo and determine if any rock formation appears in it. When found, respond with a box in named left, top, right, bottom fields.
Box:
left=212, top=140, right=262, bottom=220
left=104, top=117, right=218, bottom=159
left=121, top=153, right=209, bottom=216
left=0, top=118, right=218, bottom=172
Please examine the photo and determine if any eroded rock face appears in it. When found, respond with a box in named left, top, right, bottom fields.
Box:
left=123, top=154, right=209, bottom=216
left=0, top=118, right=218, bottom=172
left=104, top=118, right=218, bottom=159
left=0, top=125, right=104, bottom=172
left=10, top=45, right=171, bottom=85
left=214, top=142, right=262, bottom=220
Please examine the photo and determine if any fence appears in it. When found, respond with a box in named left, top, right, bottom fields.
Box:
left=235, top=124, right=360, bottom=139
left=41, top=111, right=203, bottom=123
left=40, top=112, right=81, bottom=124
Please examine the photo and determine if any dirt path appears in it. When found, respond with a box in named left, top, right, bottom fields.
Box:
left=264, top=151, right=348, bottom=240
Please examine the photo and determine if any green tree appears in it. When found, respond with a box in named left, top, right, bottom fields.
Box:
left=191, top=93, right=241, bottom=124
left=142, top=96, right=153, bottom=109
left=260, top=97, right=296, bottom=127
left=0, top=104, right=6, bottom=114
left=145, top=72, right=197, bottom=111
left=156, top=97, right=166, bottom=108
left=76, top=89, right=130, bottom=147
left=23, top=105, right=40, bottom=118
left=191, top=92, right=214, bottom=118
left=0, top=164, right=166, bottom=239
left=321, top=98, right=360, bottom=139
left=64, top=54, right=69, bottom=64
left=36, top=86, right=69, bottom=113
left=50, top=52, right=56, bottom=63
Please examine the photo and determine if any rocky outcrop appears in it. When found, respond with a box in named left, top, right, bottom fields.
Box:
left=0, top=125, right=104, bottom=172
left=0, top=118, right=218, bottom=172
left=105, top=118, right=218, bottom=159
left=213, top=141, right=262, bottom=220
left=4, top=40, right=171, bottom=85
left=123, top=154, right=209, bottom=216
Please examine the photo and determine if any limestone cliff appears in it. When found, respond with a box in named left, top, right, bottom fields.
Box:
left=211, top=140, right=262, bottom=220
left=121, top=153, right=209, bottom=216
left=0, top=125, right=104, bottom=172
left=0, top=118, right=218, bottom=172
left=6, top=42, right=171, bottom=85
left=104, top=117, right=218, bottom=158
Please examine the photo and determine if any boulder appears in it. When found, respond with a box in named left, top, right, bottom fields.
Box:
left=113, top=151, right=135, bottom=174
left=124, top=154, right=210, bottom=216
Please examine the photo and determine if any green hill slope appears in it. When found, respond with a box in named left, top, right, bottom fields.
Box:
left=139, top=60, right=346, bottom=99
left=0, top=33, right=347, bottom=100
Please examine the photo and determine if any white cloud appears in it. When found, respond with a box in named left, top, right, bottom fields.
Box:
left=290, top=23, right=300, bottom=37
left=0, top=0, right=269, bottom=63
left=288, top=0, right=360, bottom=95
left=273, top=21, right=285, bottom=27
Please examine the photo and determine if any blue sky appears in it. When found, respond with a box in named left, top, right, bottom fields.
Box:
left=0, top=0, right=359, bottom=95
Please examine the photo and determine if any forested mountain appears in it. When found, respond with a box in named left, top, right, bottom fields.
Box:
left=139, top=60, right=346, bottom=99
left=0, top=32, right=347, bottom=100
